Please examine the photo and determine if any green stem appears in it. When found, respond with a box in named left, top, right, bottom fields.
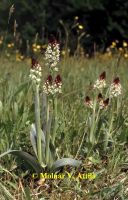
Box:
left=95, top=108, right=101, bottom=143
left=52, top=97, right=57, bottom=144
left=46, top=99, right=50, bottom=165
left=34, top=85, right=42, bottom=165
left=89, top=100, right=97, bottom=145
left=104, top=115, right=114, bottom=150
left=104, top=100, right=115, bottom=150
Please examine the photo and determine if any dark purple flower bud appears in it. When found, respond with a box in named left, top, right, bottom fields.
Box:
left=98, top=93, right=103, bottom=101
left=55, top=75, right=62, bottom=85
left=85, top=96, right=93, bottom=108
left=103, top=98, right=109, bottom=107
left=48, top=35, right=58, bottom=45
left=85, top=96, right=91, bottom=105
left=47, top=75, right=53, bottom=85
left=31, top=58, right=39, bottom=69
left=113, top=77, right=120, bottom=85
left=99, top=71, right=106, bottom=80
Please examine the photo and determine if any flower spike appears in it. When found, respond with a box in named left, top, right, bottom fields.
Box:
left=94, top=72, right=106, bottom=89
left=109, top=77, right=122, bottom=97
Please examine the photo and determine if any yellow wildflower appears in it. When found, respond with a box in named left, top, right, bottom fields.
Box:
left=7, top=43, right=12, bottom=48
left=20, top=55, right=24, bottom=60
left=112, top=41, right=116, bottom=47
left=75, top=16, right=79, bottom=20
left=32, top=43, right=36, bottom=48
left=124, top=53, right=128, bottom=58
left=78, top=25, right=84, bottom=30
left=33, top=48, right=37, bottom=52
left=119, top=47, right=123, bottom=51
left=36, top=45, right=41, bottom=50
left=123, top=41, right=127, bottom=47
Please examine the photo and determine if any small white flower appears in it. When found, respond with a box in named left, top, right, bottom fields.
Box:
left=43, top=75, right=62, bottom=95
left=94, top=72, right=106, bottom=90
left=29, top=58, right=42, bottom=85
left=109, top=77, right=122, bottom=98
left=45, top=41, right=60, bottom=70
left=94, top=79, right=106, bottom=89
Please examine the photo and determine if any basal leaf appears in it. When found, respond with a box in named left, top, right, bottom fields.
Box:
left=0, top=150, right=42, bottom=173
left=30, top=123, right=37, bottom=156
left=30, top=123, right=46, bottom=164
left=52, top=158, right=82, bottom=170
left=42, top=92, right=47, bottom=135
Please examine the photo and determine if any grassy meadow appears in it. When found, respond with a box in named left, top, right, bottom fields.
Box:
left=0, top=52, right=128, bottom=200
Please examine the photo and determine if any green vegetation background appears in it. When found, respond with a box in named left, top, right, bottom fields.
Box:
left=0, top=0, right=128, bottom=50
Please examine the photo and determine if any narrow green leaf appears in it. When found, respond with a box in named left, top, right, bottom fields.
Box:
left=42, top=92, right=47, bottom=135
left=30, top=123, right=37, bottom=156
left=0, top=150, right=42, bottom=173
left=48, top=143, right=56, bottom=168
left=52, top=158, right=82, bottom=170
left=30, top=123, right=46, bottom=161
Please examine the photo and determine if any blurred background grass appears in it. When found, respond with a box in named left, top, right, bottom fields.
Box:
left=0, top=0, right=128, bottom=56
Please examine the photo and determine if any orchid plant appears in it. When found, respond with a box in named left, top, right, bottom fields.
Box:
left=0, top=39, right=81, bottom=173
left=84, top=72, right=122, bottom=151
